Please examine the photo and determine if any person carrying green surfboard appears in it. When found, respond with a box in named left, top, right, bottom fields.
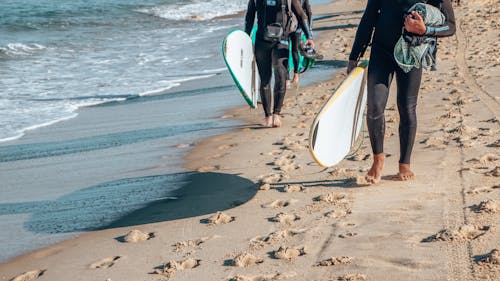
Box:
left=245, top=0, right=315, bottom=127
left=288, top=0, right=312, bottom=88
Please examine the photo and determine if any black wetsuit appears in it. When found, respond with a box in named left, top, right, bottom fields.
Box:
left=245, top=0, right=313, bottom=117
left=349, top=0, right=455, bottom=164
left=290, top=0, right=312, bottom=74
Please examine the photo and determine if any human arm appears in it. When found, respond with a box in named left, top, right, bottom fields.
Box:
left=425, top=0, right=456, bottom=37
left=405, top=0, right=456, bottom=36
left=303, top=0, right=313, bottom=27
left=292, top=0, right=314, bottom=41
left=348, top=0, right=380, bottom=62
left=244, top=0, right=256, bottom=35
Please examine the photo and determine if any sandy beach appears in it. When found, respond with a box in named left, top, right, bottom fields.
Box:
left=1, top=0, right=499, bottom=280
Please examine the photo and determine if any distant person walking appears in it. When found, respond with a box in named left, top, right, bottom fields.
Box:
left=347, top=0, right=456, bottom=183
left=245, top=0, right=315, bottom=127
left=289, top=0, right=312, bottom=87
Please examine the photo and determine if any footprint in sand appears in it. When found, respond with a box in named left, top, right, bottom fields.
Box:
left=476, top=249, right=499, bottom=267
left=173, top=236, right=212, bottom=252
left=273, top=246, right=306, bottom=260
left=121, top=229, right=155, bottom=243
left=470, top=200, right=499, bottom=214
left=250, top=229, right=307, bottom=249
left=314, top=193, right=348, bottom=205
left=484, top=166, right=500, bottom=177
left=338, top=232, right=358, bottom=239
left=481, top=117, right=498, bottom=124
left=258, top=183, right=272, bottom=191
left=316, top=256, right=353, bottom=267
left=479, top=153, right=498, bottom=163
left=467, top=185, right=500, bottom=195
left=337, top=273, right=367, bottom=281
left=347, top=153, right=371, bottom=161
left=421, top=136, right=448, bottom=148
left=282, top=184, right=304, bottom=193
left=283, top=142, right=307, bottom=152
left=153, top=258, right=201, bottom=279
left=487, top=139, right=500, bottom=148
left=230, top=252, right=264, bottom=267
left=277, top=163, right=301, bottom=172
left=259, top=173, right=287, bottom=184
left=266, top=150, right=283, bottom=156
left=466, top=154, right=499, bottom=164
left=90, top=256, right=121, bottom=269
left=10, top=270, right=46, bottom=281
left=230, top=272, right=296, bottom=281
left=261, top=199, right=297, bottom=209
left=324, top=209, right=352, bottom=219
left=269, top=212, right=301, bottom=224
left=328, top=168, right=357, bottom=179
left=422, top=225, right=490, bottom=242
left=203, top=211, right=235, bottom=225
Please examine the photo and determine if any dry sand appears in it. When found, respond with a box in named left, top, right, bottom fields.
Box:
left=1, top=0, right=499, bottom=280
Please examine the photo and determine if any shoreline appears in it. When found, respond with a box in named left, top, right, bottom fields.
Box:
left=2, top=0, right=499, bottom=280
left=0, top=0, right=340, bottom=265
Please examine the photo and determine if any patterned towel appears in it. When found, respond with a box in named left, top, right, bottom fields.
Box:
left=394, top=3, right=445, bottom=73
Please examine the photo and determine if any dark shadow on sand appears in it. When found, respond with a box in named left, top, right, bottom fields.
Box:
left=270, top=178, right=364, bottom=189
left=313, top=10, right=364, bottom=22
left=0, top=172, right=257, bottom=234
left=315, top=60, right=348, bottom=68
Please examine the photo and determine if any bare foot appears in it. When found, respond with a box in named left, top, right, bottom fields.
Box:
left=397, top=163, right=415, bottom=181
left=272, top=114, right=282, bottom=127
left=365, top=153, right=384, bottom=184
left=293, top=73, right=300, bottom=87
left=263, top=116, right=273, bottom=127
left=286, top=79, right=291, bottom=89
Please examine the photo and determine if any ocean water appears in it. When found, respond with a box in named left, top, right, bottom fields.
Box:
left=0, top=0, right=337, bottom=263
left=0, top=0, right=248, bottom=142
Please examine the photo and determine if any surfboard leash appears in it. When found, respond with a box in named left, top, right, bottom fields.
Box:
left=345, top=118, right=366, bottom=159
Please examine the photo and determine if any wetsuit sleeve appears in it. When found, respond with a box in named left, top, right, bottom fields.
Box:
left=349, top=0, right=380, bottom=61
left=303, top=0, right=313, bottom=27
left=425, top=0, right=456, bottom=37
left=292, top=0, right=314, bottom=40
left=244, top=0, right=256, bottom=35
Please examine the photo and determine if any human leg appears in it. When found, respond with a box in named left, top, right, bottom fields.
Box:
left=365, top=50, right=395, bottom=183
left=255, top=39, right=275, bottom=125
left=395, top=65, right=422, bottom=180
left=291, top=32, right=301, bottom=85
left=271, top=42, right=290, bottom=127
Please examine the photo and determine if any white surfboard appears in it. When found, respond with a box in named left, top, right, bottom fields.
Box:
left=309, top=61, right=369, bottom=167
left=222, top=30, right=260, bottom=108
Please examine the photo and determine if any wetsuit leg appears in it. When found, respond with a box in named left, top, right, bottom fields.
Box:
left=272, top=42, right=290, bottom=115
left=366, top=49, right=395, bottom=155
left=255, top=39, right=274, bottom=117
left=395, top=66, right=422, bottom=164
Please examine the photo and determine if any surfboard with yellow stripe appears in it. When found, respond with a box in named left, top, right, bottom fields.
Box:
left=309, top=61, right=368, bottom=167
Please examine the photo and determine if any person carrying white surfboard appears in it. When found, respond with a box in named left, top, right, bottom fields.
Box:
left=347, top=0, right=456, bottom=183
left=245, top=0, right=315, bottom=127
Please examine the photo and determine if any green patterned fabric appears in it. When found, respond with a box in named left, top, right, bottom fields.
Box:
left=394, top=3, right=445, bottom=73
